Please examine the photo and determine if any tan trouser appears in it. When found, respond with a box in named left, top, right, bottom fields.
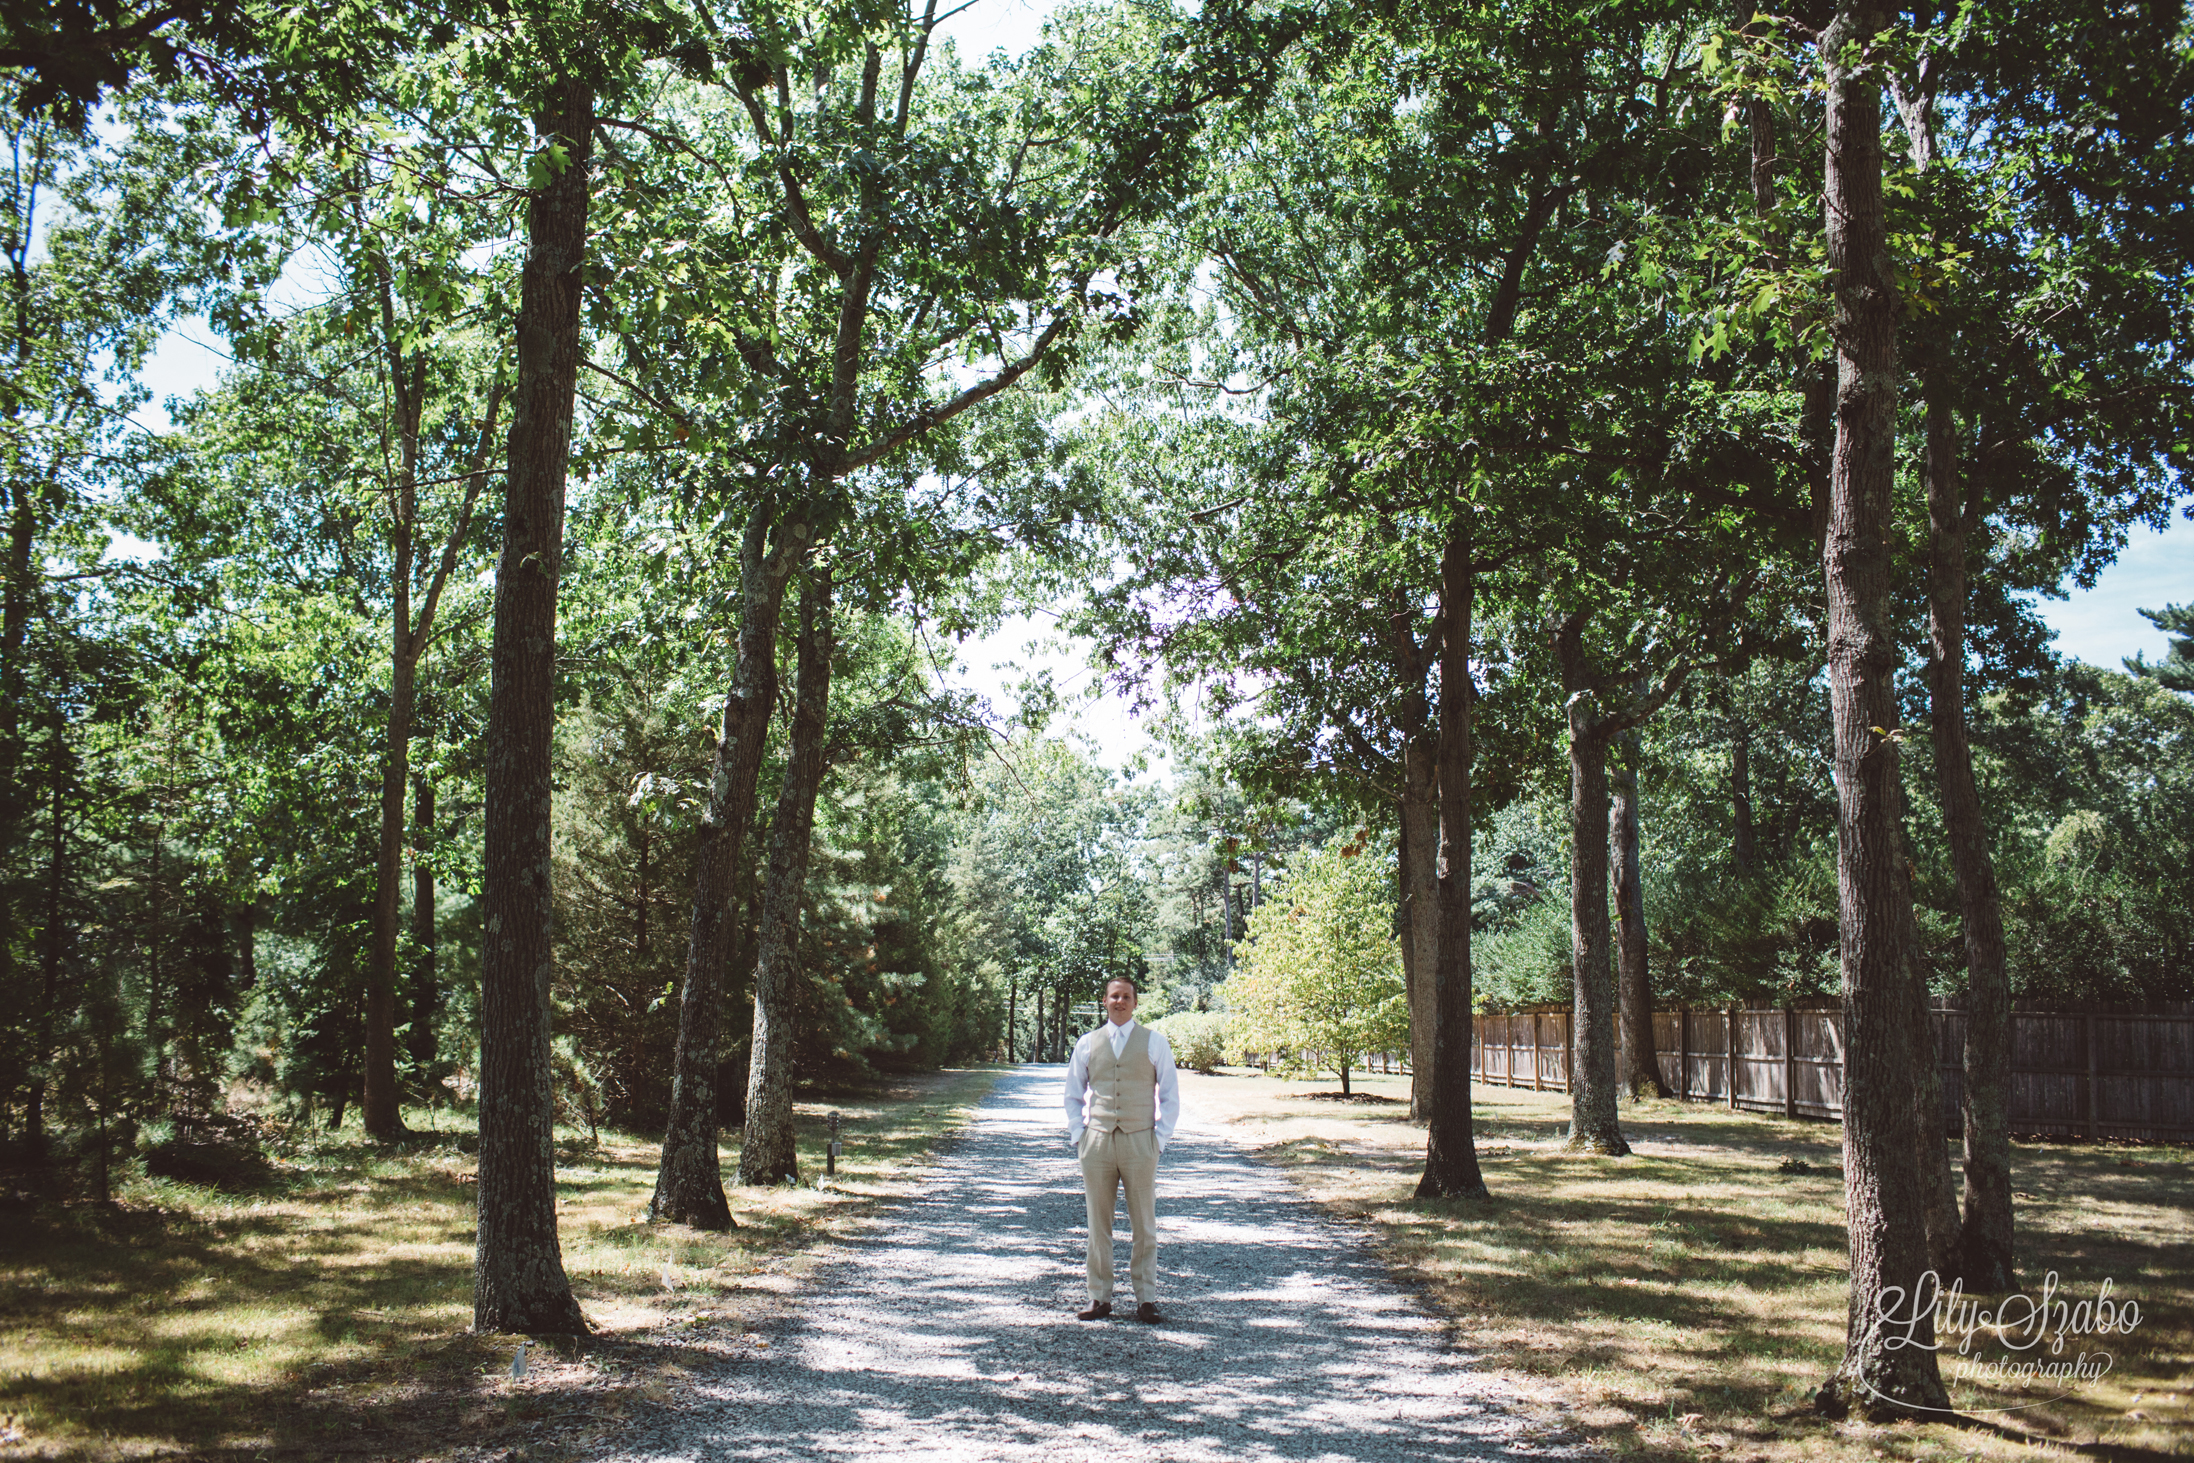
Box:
left=1079, top=1125, right=1159, bottom=1304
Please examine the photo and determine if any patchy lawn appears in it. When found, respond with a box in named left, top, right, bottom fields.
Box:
left=0, top=1065, right=1002, bottom=1461
left=1182, top=1068, right=2194, bottom=1463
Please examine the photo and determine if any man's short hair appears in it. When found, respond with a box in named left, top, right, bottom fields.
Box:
left=1104, top=974, right=1139, bottom=995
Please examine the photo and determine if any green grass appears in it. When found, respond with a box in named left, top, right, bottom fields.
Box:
left=1184, top=1069, right=2194, bottom=1463
left=0, top=1065, right=1002, bottom=1461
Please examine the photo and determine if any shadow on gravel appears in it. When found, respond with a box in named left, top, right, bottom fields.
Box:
left=638, top=1067, right=1554, bottom=1463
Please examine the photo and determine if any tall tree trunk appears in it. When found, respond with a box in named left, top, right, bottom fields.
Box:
left=364, top=642, right=417, bottom=1139
left=407, top=776, right=439, bottom=1076
left=364, top=356, right=497, bottom=1138
left=651, top=501, right=805, bottom=1226
left=1006, top=973, right=1019, bottom=1062
left=3, top=455, right=42, bottom=1134
left=362, top=245, right=426, bottom=1142
left=1895, top=40, right=2009, bottom=1289
left=147, top=823, right=164, bottom=1103
left=1926, top=400, right=2014, bottom=1288
left=1555, top=613, right=1630, bottom=1154
left=1221, top=859, right=1237, bottom=963
left=740, top=567, right=835, bottom=1186
left=1612, top=735, right=1664, bottom=1099
left=1732, top=723, right=1756, bottom=875
left=1898, top=64, right=2017, bottom=1293
left=0, top=477, right=32, bottom=851
left=1901, top=849, right=1962, bottom=1275
left=474, top=81, right=591, bottom=1337
left=1400, top=735, right=1439, bottom=1119
left=1814, top=3, right=1944, bottom=1414
left=1417, top=510, right=1488, bottom=1199
left=1390, top=598, right=1441, bottom=1122
left=1, top=140, right=46, bottom=1018
left=30, top=766, right=63, bottom=1160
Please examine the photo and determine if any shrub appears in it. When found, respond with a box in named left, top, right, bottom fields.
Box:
left=1150, top=1011, right=1228, bottom=1074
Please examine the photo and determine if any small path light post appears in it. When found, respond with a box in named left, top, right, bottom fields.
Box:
left=827, top=1110, right=842, bottom=1176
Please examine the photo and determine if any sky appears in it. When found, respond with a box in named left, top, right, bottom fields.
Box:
left=942, top=516, right=2194, bottom=776
left=120, top=0, right=2191, bottom=773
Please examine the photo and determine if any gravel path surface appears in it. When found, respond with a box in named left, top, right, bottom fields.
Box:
left=606, top=1065, right=1570, bottom=1462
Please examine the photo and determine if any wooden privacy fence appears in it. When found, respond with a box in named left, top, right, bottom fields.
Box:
left=1471, top=1002, right=2194, bottom=1144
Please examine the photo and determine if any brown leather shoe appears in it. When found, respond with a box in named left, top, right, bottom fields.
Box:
left=1075, top=1301, right=1113, bottom=1321
left=1135, top=1302, right=1162, bottom=1324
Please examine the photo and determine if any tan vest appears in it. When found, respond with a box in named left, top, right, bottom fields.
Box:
left=1085, top=1023, right=1157, bottom=1133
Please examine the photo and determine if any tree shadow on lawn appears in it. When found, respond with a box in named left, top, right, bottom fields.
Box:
left=4, top=1197, right=514, bottom=1460
left=1248, top=1088, right=2193, bottom=1463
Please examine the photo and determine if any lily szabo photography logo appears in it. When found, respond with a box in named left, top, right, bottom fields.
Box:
left=1861, top=1270, right=2142, bottom=1415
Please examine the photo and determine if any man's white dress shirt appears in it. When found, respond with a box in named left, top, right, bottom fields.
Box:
left=1064, top=1018, right=1181, bottom=1153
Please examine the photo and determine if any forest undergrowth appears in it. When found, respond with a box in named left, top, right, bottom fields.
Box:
left=1185, top=1070, right=2193, bottom=1463
left=0, top=1066, right=1002, bottom=1461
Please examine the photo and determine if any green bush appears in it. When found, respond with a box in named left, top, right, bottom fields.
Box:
left=1150, top=1011, right=1228, bottom=1074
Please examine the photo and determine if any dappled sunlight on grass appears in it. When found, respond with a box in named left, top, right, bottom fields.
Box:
left=0, top=1065, right=1002, bottom=1460
left=1184, top=1069, right=2194, bottom=1463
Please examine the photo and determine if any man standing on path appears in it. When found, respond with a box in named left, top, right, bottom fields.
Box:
left=1064, top=974, right=1180, bottom=1324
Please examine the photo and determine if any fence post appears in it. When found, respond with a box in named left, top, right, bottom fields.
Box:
left=1727, top=1003, right=1740, bottom=1109
left=1680, top=1005, right=1691, bottom=1101
left=2084, top=1011, right=2098, bottom=1141
left=1785, top=1006, right=1799, bottom=1119
left=1531, top=1011, right=1544, bottom=1092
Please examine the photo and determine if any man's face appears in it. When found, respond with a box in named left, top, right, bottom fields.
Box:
left=1104, top=980, right=1138, bottom=1025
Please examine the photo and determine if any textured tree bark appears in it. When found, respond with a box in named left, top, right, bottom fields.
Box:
left=363, top=637, right=417, bottom=1139
left=1555, top=615, right=1631, bottom=1154
left=0, top=485, right=31, bottom=837
left=1, top=462, right=37, bottom=1050
left=1923, top=393, right=2016, bottom=1289
left=29, top=770, right=63, bottom=1158
left=1395, top=807, right=1418, bottom=1095
left=407, top=776, right=439, bottom=1076
left=739, top=567, right=835, bottom=1186
left=1416, top=512, right=1488, bottom=1199
left=1874, top=844, right=1968, bottom=1284
left=1813, top=2, right=1945, bottom=1414
left=1901, top=856, right=1962, bottom=1276
left=1612, top=737, right=1664, bottom=1099
left=1388, top=602, right=1442, bottom=1122
left=1401, top=732, right=1440, bottom=1119
left=362, top=334, right=424, bottom=1140
left=474, top=82, right=591, bottom=1337
left=651, top=502, right=805, bottom=1226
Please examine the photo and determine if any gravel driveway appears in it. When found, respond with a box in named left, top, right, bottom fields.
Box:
left=606, top=1065, right=1570, bottom=1462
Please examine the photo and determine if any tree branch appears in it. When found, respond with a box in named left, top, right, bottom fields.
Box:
left=839, top=310, right=1075, bottom=472
left=408, top=378, right=506, bottom=665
